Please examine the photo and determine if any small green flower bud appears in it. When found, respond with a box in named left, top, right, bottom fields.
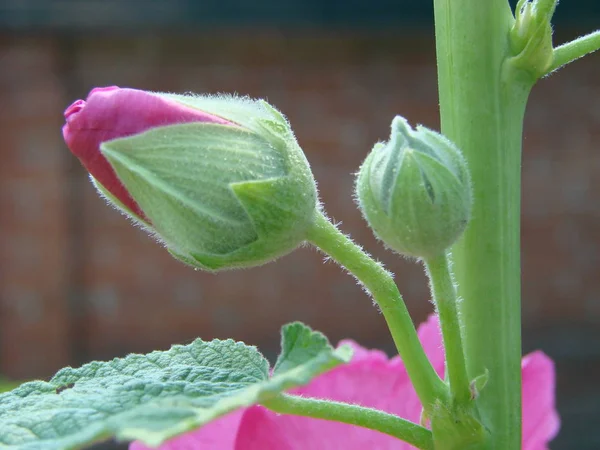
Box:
left=356, top=116, right=472, bottom=259
left=509, top=0, right=557, bottom=78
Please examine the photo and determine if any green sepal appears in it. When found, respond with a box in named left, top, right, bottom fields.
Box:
left=101, top=121, right=317, bottom=271
left=390, top=150, right=470, bottom=256
left=0, top=323, right=350, bottom=449
left=158, top=94, right=279, bottom=136
left=508, top=0, right=557, bottom=80
left=469, top=369, right=490, bottom=400
left=156, top=94, right=296, bottom=147
left=190, top=175, right=316, bottom=270
left=91, top=177, right=151, bottom=228
left=430, top=401, right=490, bottom=450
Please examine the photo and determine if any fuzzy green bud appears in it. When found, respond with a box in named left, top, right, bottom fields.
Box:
left=356, top=116, right=472, bottom=259
left=82, top=91, right=318, bottom=271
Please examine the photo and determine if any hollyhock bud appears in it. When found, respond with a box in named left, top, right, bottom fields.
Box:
left=356, top=116, right=471, bottom=259
left=509, top=0, right=556, bottom=78
left=63, top=87, right=318, bottom=271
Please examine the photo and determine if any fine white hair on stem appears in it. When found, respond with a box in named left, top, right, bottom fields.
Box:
left=309, top=215, right=394, bottom=313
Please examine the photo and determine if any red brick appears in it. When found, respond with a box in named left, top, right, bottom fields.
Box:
left=1, top=32, right=599, bottom=378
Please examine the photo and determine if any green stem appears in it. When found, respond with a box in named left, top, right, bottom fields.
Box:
left=307, top=212, right=448, bottom=413
left=424, top=252, right=471, bottom=407
left=548, top=29, right=600, bottom=74
left=433, top=1, right=531, bottom=449
left=262, top=393, right=434, bottom=450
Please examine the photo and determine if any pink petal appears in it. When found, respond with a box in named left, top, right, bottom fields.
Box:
left=521, top=351, right=560, bottom=450
left=63, top=86, right=233, bottom=219
left=130, top=410, right=244, bottom=450
left=235, top=338, right=430, bottom=450
left=415, top=314, right=445, bottom=378
left=235, top=404, right=413, bottom=450
left=234, top=406, right=295, bottom=450
left=337, top=339, right=389, bottom=363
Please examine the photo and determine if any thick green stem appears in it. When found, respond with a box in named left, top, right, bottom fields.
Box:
left=262, top=393, right=434, bottom=450
left=307, top=212, right=448, bottom=413
left=433, top=1, right=532, bottom=449
left=424, top=253, right=471, bottom=407
left=548, top=29, right=600, bottom=74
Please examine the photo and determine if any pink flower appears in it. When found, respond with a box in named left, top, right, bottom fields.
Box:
left=131, top=315, right=559, bottom=449
left=62, top=86, right=233, bottom=220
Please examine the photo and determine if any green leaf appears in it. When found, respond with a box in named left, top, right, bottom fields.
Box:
left=274, top=322, right=350, bottom=376
left=0, top=323, right=349, bottom=449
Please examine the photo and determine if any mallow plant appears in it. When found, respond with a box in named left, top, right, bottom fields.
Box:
left=1, top=1, right=597, bottom=449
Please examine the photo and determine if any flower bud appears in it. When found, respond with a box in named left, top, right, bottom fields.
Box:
left=356, top=116, right=471, bottom=259
left=509, top=0, right=556, bottom=78
left=63, top=87, right=318, bottom=271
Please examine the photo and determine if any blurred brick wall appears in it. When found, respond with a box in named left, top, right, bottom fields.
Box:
left=1, top=31, right=599, bottom=385
left=0, top=36, right=71, bottom=376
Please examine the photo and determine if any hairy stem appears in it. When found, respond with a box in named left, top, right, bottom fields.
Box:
left=548, top=29, right=600, bottom=74
left=433, top=0, right=530, bottom=448
left=307, top=212, right=448, bottom=413
left=424, top=252, right=471, bottom=407
left=262, top=393, right=434, bottom=450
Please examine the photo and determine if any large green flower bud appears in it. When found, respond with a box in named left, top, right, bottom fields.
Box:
left=356, top=116, right=472, bottom=259
left=64, top=87, right=318, bottom=271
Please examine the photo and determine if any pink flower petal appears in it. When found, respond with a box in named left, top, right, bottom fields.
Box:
left=235, top=403, right=413, bottom=450
left=234, top=406, right=295, bottom=450
left=415, top=314, right=445, bottom=378
left=63, top=86, right=233, bottom=219
left=337, top=339, right=389, bottom=363
left=234, top=336, right=431, bottom=449
left=130, top=410, right=245, bottom=450
left=521, top=351, right=560, bottom=450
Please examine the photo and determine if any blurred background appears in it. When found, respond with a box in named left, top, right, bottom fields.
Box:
left=0, top=0, right=599, bottom=448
